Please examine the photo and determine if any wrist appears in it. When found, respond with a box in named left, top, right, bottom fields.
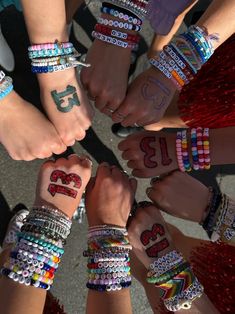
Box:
left=37, top=67, right=76, bottom=89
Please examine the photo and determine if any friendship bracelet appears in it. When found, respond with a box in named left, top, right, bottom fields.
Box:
left=28, top=47, right=75, bottom=59
left=101, top=6, right=142, bottom=25
left=191, top=128, right=199, bottom=170
left=95, top=24, right=140, bottom=42
left=163, top=278, right=204, bottom=311
left=105, top=0, right=148, bottom=19
left=92, top=31, right=138, bottom=50
left=176, top=130, right=191, bottom=172
left=85, top=225, right=132, bottom=292
left=28, top=41, right=73, bottom=52
left=0, top=70, right=5, bottom=82
left=102, top=2, right=142, bottom=19
left=0, top=76, right=14, bottom=100
left=97, top=17, right=141, bottom=31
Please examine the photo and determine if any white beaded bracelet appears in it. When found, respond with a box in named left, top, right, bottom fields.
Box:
left=0, top=70, right=5, bottom=83
left=92, top=31, right=138, bottom=50
left=98, top=17, right=141, bottom=31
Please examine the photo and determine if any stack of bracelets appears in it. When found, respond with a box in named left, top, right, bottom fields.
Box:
left=150, top=25, right=219, bottom=91
left=0, top=70, right=13, bottom=100
left=201, top=192, right=235, bottom=244
left=28, top=40, right=90, bottom=74
left=146, top=250, right=204, bottom=311
left=0, top=206, right=72, bottom=290
left=84, top=225, right=132, bottom=292
left=176, top=127, right=211, bottom=172
left=92, top=1, right=149, bottom=50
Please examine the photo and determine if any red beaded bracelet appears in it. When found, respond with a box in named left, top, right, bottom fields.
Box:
left=95, top=24, right=140, bottom=43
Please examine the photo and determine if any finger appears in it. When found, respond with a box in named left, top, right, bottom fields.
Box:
left=122, top=150, right=140, bottom=161
left=111, top=112, right=126, bottom=123
left=110, top=165, right=125, bottom=178
left=146, top=187, right=165, bottom=209
left=121, top=113, right=141, bottom=127
left=132, top=169, right=153, bottom=178
left=127, top=160, right=142, bottom=170
left=85, top=176, right=96, bottom=196
left=150, top=177, right=162, bottom=186
left=118, top=139, right=132, bottom=151
left=129, top=178, right=137, bottom=194
left=96, top=162, right=111, bottom=178
left=95, top=96, right=108, bottom=111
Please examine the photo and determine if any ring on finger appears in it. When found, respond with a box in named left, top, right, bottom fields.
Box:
left=106, top=107, right=115, bottom=114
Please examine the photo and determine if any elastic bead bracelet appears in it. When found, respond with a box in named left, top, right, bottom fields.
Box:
left=92, top=31, right=138, bottom=50
left=97, top=17, right=141, bottom=31
left=163, top=278, right=204, bottom=312
left=101, top=6, right=142, bottom=25
left=0, top=84, right=13, bottom=100
left=203, top=128, right=211, bottom=170
left=28, top=41, right=73, bottom=52
left=181, top=130, right=191, bottom=172
left=28, top=47, right=74, bottom=59
left=0, top=70, right=5, bottom=82
left=196, top=127, right=205, bottom=170
left=95, top=24, right=140, bottom=42
left=176, top=132, right=185, bottom=171
left=107, top=0, right=148, bottom=19
left=102, top=2, right=142, bottom=20
left=191, top=128, right=199, bottom=170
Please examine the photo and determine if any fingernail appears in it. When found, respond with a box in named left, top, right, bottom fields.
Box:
left=138, top=201, right=152, bottom=208
left=150, top=177, right=160, bottom=185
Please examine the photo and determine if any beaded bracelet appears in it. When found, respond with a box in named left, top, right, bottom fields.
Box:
left=28, top=47, right=75, bottom=59
left=92, top=31, right=138, bottom=50
left=95, top=24, right=140, bottom=42
left=0, top=76, right=14, bottom=100
left=28, top=41, right=73, bottom=52
left=84, top=225, right=132, bottom=292
left=146, top=249, right=204, bottom=311
left=0, top=70, right=5, bottom=82
left=163, top=278, right=204, bottom=311
left=1, top=206, right=72, bottom=290
left=191, top=128, right=199, bottom=170
left=101, top=5, right=142, bottom=25
left=176, top=130, right=191, bottom=172
left=106, top=0, right=148, bottom=19
left=97, top=17, right=141, bottom=31
left=102, top=1, right=142, bottom=20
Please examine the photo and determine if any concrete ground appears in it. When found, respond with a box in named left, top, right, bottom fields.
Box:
left=0, top=2, right=234, bottom=313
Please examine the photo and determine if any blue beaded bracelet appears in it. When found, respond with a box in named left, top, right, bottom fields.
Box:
left=28, top=47, right=74, bottom=59
left=0, top=84, right=13, bottom=100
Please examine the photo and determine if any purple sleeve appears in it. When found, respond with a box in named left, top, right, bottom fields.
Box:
left=146, top=0, right=193, bottom=35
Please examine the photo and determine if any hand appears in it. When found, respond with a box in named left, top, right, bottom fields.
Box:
left=81, top=39, right=131, bottom=116
left=128, top=203, right=175, bottom=268
left=0, top=91, right=66, bottom=160
left=144, top=93, right=187, bottom=131
left=112, top=67, right=176, bottom=127
left=85, top=163, right=137, bottom=227
left=118, top=130, right=178, bottom=178
left=38, top=68, right=94, bottom=146
left=34, top=154, right=92, bottom=218
left=147, top=171, right=211, bottom=223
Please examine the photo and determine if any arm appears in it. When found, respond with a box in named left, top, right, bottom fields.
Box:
left=0, top=155, right=92, bottom=314
left=20, top=1, right=94, bottom=146
left=196, top=0, right=235, bottom=50
left=128, top=204, right=219, bottom=314
left=85, top=163, right=137, bottom=314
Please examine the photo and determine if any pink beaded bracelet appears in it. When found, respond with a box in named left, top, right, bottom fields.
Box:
left=28, top=40, right=73, bottom=52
